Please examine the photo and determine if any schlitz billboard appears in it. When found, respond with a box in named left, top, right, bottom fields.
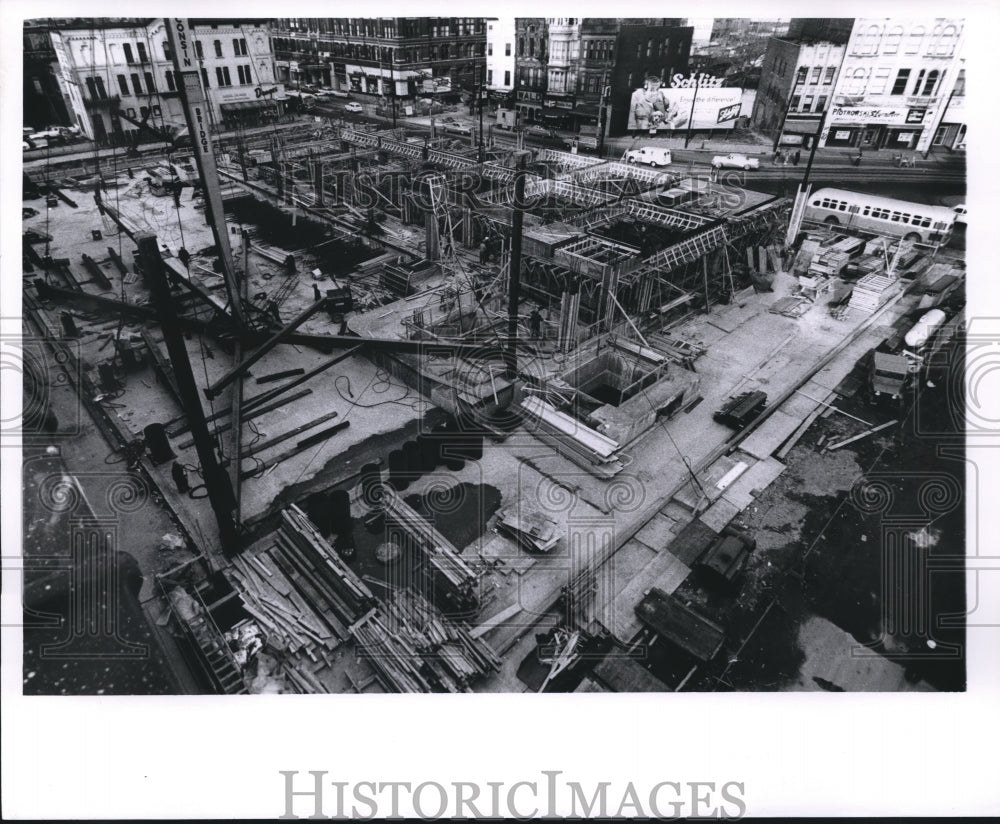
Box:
left=627, top=74, right=742, bottom=132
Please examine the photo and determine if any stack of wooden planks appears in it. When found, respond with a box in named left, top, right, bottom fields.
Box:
left=848, top=273, right=899, bottom=315
left=351, top=589, right=501, bottom=693
left=226, top=505, right=376, bottom=684
left=381, top=495, right=480, bottom=612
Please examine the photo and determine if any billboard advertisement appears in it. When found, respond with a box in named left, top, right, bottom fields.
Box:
left=627, top=74, right=742, bottom=132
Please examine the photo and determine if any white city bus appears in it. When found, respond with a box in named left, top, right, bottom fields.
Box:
left=803, top=188, right=956, bottom=245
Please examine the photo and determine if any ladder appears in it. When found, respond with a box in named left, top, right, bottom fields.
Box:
left=183, top=608, right=248, bottom=695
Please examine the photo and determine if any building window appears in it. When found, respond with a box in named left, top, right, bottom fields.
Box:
left=152, top=105, right=161, bottom=117
left=790, top=94, right=801, bottom=109
left=238, top=65, right=252, bottom=85
left=796, top=66, right=808, bottom=85
left=144, top=71, right=155, bottom=92
left=165, top=70, right=176, bottom=91
left=488, top=43, right=493, bottom=56
left=824, top=66, right=835, bottom=85
left=233, top=38, right=248, bottom=56
left=811, top=67, right=821, bottom=83
left=859, top=24, right=881, bottom=55
left=214, top=39, right=223, bottom=58
left=201, top=67, right=210, bottom=88
left=932, top=24, right=959, bottom=56
left=890, top=68, right=910, bottom=95
left=817, top=95, right=828, bottom=111
left=870, top=68, right=890, bottom=95
left=137, top=42, right=147, bottom=63
left=163, top=40, right=171, bottom=60
left=803, top=95, right=814, bottom=111
left=195, top=40, right=204, bottom=59
left=906, top=26, right=925, bottom=54
left=505, top=42, right=511, bottom=57
left=123, top=43, right=134, bottom=64
left=922, top=69, right=940, bottom=96
left=216, top=66, right=232, bottom=86
left=884, top=26, right=903, bottom=54
left=846, top=68, right=868, bottom=96
left=117, top=74, right=129, bottom=96
left=487, top=68, right=493, bottom=84
left=130, top=73, right=142, bottom=95
left=504, top=70, right=511, bottom=86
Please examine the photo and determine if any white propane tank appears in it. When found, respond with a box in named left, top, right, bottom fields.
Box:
left=904, top=309, right=946, bottom=350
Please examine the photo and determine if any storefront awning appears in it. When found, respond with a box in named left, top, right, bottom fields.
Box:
left=220, top=100, right=278, bottom=112
left=782, top=118, right=822, bottom=135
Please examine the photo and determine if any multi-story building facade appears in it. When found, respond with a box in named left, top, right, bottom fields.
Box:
left=752, top=24, right=850, bottom=148
left=485, top=17, right=515, bottom=100
left=820, top=18, right=965, bottom=153
left=271, top=18, right=486, bottom=103
left=24, top=20, right=73, bottom=130
left=607, top=22, right=692, bottom=136
left=514, top=18, right=548, bottom=124
left=513, top=18, right=691, bottom=137
left=50, top=18, right=280, bottom=143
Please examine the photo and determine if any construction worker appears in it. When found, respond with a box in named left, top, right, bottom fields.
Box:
left=479, top=241, right=489, bottom=265
left=313, top=283, right=322, bottom=302
left=529, top=308, right=543, bottom=339
left=178, top=247, right=191, bottom=269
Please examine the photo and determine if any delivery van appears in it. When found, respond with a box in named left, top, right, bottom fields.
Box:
left=623, top=147, right=672, bottom=167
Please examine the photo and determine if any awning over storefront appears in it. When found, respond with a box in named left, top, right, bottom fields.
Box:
left=782, top=118, right=822, bottom=135
left=220, top=100, right=279, bottom=113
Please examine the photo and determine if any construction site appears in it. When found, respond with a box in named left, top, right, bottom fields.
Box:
left=21, top=29, right=967, bottom=695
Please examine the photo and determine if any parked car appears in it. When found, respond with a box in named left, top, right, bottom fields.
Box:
left=442, top=122, right=472, bottom=135
left=712, top=153, right=759, bottom=170
left=952, top=204, right=967, bottom=225
left=344, top=101, right=363, bottom=113
left=563, top=134, right=599, bottom=151
left=523, top=124, right=556, bottom=139
left=623, top=146, right=672, bottom=167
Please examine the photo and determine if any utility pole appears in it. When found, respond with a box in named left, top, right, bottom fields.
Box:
left=506, top=151, right=528, bottom=377
left=772, top=82, right=798, bottom=152
left=799, top=108, right=826, bottom=191
left=684, top=73, right=700, bottom=149
left=597, top=68, right=609, bottom=156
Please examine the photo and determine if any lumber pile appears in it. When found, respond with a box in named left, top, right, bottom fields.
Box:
left=227, top=505, right=375, bottom=671
left=351, top=589, right=502, bottom=693
left=381, top=494, right=480, bottom=612
left=848, top=273, right=899, bottom=315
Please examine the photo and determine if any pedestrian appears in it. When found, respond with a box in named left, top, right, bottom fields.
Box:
left=178, top=247, right=191, bottom=269
left=313, top=283, right=322, bottom=302
left=529, top=308, right=543, bottom=339
left=793, top=150, right=801, bottom=165
left=853, top=150, right=862, bottom=167
left=479, top=241, right=488, bottom=265
left=772, top=149, right=780, bottom=165
left=172, top=182, right=182, bottom=208
left=782, top=151, right=789, bottom=166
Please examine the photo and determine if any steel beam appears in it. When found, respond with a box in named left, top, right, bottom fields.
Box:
left=136, top=232, right=241, bottom=554
left=204, top=298, right=328, bottom=400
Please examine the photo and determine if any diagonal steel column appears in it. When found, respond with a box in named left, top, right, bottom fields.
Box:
left=137, top=233, right=240, bottom=555
left=165, top=18, right=245, bottom=329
